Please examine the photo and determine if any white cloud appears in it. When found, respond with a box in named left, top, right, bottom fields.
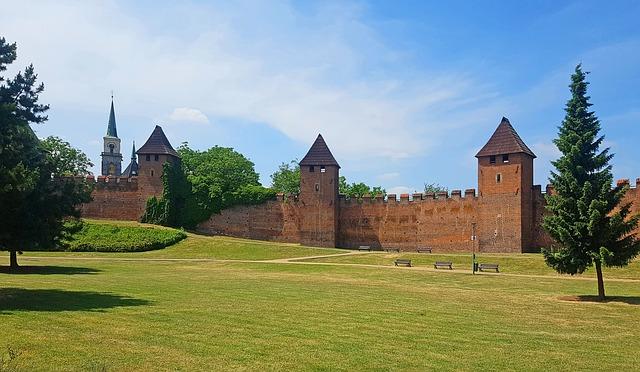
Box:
left=168, top=107, right=209, bottom=124
left=377, top=172, right=400, bottom=181
left=387, top=186, right=414, bottom=195
left=0, top=0, right=500, bottom=164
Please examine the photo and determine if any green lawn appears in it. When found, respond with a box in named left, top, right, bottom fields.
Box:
left=0, top=233, right=639, bottom=371
left=300, top=251, right=640, bottom=280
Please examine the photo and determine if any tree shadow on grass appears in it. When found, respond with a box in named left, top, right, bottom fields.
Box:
left=0, top=266, right=101, bottom=275
left=0, top=288, right=150, bottom=313
left=559, top=295, right=640, bottom=305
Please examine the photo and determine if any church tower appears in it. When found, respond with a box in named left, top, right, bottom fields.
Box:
left=101, top=98, right=123, bottom=176
left=298, top=134, right=340, bottom=247
left=475, top=117, right=536, bottom=252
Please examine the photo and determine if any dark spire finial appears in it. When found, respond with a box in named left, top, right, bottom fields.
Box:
left=106, top=96, right=118, bottom=137
left=131, top=141, right=136, bottom=160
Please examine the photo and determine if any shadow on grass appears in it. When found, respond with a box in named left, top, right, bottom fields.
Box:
left=0, top=266, right=101, bottom=275
left=559, top=295, right=640, bottom=305
left=0, top=288, right=150, bottom=313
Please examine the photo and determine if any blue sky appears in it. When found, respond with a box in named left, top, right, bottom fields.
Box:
left=2, top=0, right=639, bottom=194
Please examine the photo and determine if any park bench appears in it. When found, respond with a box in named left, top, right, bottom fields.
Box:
left=358, top=245, right=372, bottom=251
left=416, top=247, right=432, bottom=253
left=478, top=263, right=499, bottom=272
left=394, top=259, right=412, bottom=267
left=434, top=261, right=453, bottom=270
left=384, top=247, right=400, bottom=252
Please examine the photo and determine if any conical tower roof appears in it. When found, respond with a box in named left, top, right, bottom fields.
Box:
left=299, top=134, right=340, bottom=168
left=475, top=117, right=536, bottom=158
left=106, top=99, right=118, bottom=137
left=137, top=125, right=179, bottom=157
left=122, top=142, right=138, bottom=177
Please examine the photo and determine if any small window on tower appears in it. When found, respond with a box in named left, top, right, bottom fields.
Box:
left=315, top=183, right=320, bottom=192
left=154, top=155, right=159, bottom=161
left=151, top=170, right=155, bottom=177
left=489, top=155, right=496, bottom=164
left=309, top=166, right=315, bottom=172
left=496, top=173, right=502, bottom=183
left=502, top=154, right=509, bottom=163
left=146, top=155, right=151, bottom=161
left=320, top=166, right=326, bottom=173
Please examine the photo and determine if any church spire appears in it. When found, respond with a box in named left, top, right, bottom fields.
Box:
left=131, top=141, right=136, bottom=160
left=106, top=96, right=118, bottom=137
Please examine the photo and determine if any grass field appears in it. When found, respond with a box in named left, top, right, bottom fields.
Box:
left=62, top=219, right=186, bottom=252
left=1, top=227, right=639, bottom=371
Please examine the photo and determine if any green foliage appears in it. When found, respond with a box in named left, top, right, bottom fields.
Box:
left=424, top=183, right=448, bottom=195
left=41, top=136, right=93, bottom=176
left=0, top=37, right=92, bottom=268
left=339, top=176, right=386, bottom=198
left=542, top=64, right=640, bottom=299
left=178, top=143, right=272, bottom=214
left=61, top=220, right=186, bottom=252
left=142, top=161, right=205, bottom=229
left=224, top=184, right=277, bottom=207
left=270, top=160, right=300, bottom=194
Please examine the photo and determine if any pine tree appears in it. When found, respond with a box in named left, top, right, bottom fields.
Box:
left=543, top=64, right=640, bottom=300
left=0, top=37, right=92, bottom=269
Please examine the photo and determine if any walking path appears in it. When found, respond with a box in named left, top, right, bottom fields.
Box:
left=17, top=251, right=640, bottom=284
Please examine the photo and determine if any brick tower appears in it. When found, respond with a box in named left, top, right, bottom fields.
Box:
left=136, top=125, right=180, bottom=196
left=475, top=117, right=536, bottom=252
left=100, top=98, right=123, bottom=176
left=298, top=134, right=340, bottom=247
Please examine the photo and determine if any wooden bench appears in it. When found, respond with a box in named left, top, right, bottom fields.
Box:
left=384, top=247, right=400, bottom=252
left=394, top=259, right=412, bottom=267
left=478, top=263, right=499, bottom=272
left=358, top=245, right=371, bottom=251
left=416, top=247, right=432, bottom=253
left=434, top=261, right=453, bottom=270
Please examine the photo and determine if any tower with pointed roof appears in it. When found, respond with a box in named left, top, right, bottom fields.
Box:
left=136, top=125, right=180, bottom=191
left=298, top=134, right=340, bottom=247
left=101, top=98, right=123, bottom=176
left=476, top=117, right=536, bottom=252
left=121, top=142, right=139, bottom=178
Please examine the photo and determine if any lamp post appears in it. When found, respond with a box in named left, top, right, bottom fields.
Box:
left=471, top=222, right=477, bottom=274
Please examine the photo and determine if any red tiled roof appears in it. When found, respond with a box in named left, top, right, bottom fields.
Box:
left=299, top=134, right=340, bottom=168
left=476, top=117, right=536, bottom=158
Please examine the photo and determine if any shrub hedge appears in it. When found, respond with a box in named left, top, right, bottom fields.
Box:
left=63, top=220, right=187, bottom=252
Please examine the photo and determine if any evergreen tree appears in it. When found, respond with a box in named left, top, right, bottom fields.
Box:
left=543, top=64, right=640, bottom=300
left=0, top=37, right=91, bottom=269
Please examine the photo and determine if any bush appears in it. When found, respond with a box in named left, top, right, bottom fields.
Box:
left=62, top=220, right=186, bottom=252
left=222, top=185, right=277, bottom=209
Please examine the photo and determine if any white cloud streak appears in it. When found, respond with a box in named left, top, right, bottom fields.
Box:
left=1, top=0, right=500, bottom=164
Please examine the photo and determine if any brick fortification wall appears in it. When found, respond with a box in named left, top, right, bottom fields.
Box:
left=337, top=191, right=478, bottom=252
left=80, top=174, right=165, bottom=221
left=197, top=178, right=640, bottom=253
left=197, top=195, right=301, bottom=243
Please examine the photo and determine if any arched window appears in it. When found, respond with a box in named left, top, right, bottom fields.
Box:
left=108, top=163, right=116, bottom=175
left=109, top=143, right=115, bottom=154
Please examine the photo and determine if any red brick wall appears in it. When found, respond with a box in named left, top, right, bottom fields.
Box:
left=80, top=176, right=147, bottom=221
left=196, top=196, right=301, bottom=243
left=337, top=192, right=480, bottom=252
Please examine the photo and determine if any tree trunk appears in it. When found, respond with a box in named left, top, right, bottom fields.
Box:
left=595, top=259, right=606, bottom=301
left=9, top=250, right=19, bottom=270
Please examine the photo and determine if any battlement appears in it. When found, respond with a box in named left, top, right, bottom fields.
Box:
left=537, top=178, right=640, bottom=197
left=338, top=188, right=477, bottom=206
left=90, top=175, right=139, bottom=191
